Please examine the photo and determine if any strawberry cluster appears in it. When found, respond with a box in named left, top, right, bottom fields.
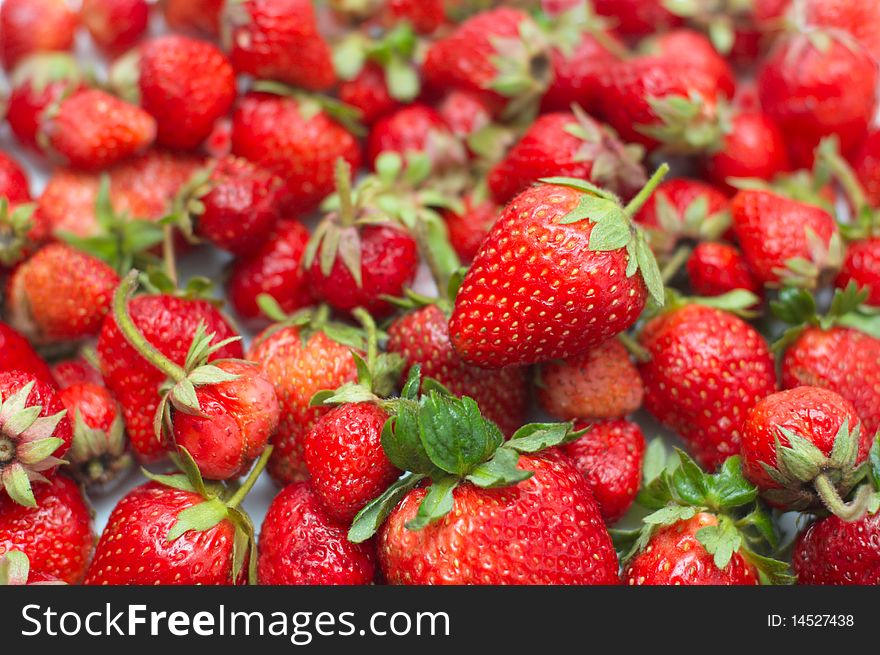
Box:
left=0, top=0, right=879, bottom=587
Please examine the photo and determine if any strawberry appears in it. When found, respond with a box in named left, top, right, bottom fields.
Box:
left=0, top=323, right=54, bottom=387
left=0, top=0, right=77, bottom=70
left=58, top=382, right=131, bottom=491
left=231, top=91, right=362, bottom=214
left=52, top=357, right=103, bottom=389
left=803, top=0, right=880, bottom=61
left=850, top=130, right=880, bottom=208
left=442, top=193, right=499, bottom=263
left=0, top=371, right=72, bottom=507
left=638, top=300, right=777, bottom=470
left=387, top=0, right=445, bottom=33
left=226, top=219, right=314, bottom=323
left=564, top=418, right=645, bottom=523
left=703, top=112, right=791, bottom=192
left=258, top=481, right=377, bottom=584
left=0, top=551, right=63, bottom=585
left=449, top=169, right=668, bottom=368
left=39, top=89, right=157, bottom=171
left=123, top=35, right=237, bottom=151
left=641, top=29, right=736, bottom=99
left=0, top=152, right=31, bottom=204
left=757, top=31, right=878, bottom=168
left=0, top=475, right=92, bottom=584
left=837, top=239, right=880, bottom=306
left=741, top=386, right=873, bottom=520
left=338, top=63, right=401, bottom=126
left=164, top=0, right=223, bottom=36
left=96, top=283, right=243, bottom=463
left=437, top=91, right=493, bottom=145
left=687, top=242, right=762, bottom=299
left=222, top=0, right=336, bottom=91
left=80, top=0, right=149, bottom=54
left=247, top=306, right=361, bottom=484
left=85, top=449, right=269, bottom=585
left=366, top=104, right=466, bottom=172
left=6, top=243, right=120, bottom=344
left=537, top=337, right=644, bottom=422
left=488, top=108, right=647, bottom=205
left=0, top=201, right=49, bottom=271
left=731, top=189, right=843, bottom=288
left=592, top=0, right=681, bottom=36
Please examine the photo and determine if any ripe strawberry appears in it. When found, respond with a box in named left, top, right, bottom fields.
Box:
left=0, top=371, right=72, bottom=507
left=592, top=0, right=681, bottom=36
left=488, top=109, right=646, bottom=205
left=126, top=35, right=236, bottom=151
left=803, top=0, right=880, bottom=61
left=642, top=29, right=736, bottom=99
left=537, top=337, right=644, bottom=422
left=757, top=31, right=878, bottom=168
left=793, top=510, right=880, bottom=584
left=0, top=475, right=92, bottom=584
left=164, top=0, right=223, bottom=36
left=6, top=243, right=120, bottom=344
left=0, top=323, right=54, bottom=387
left=0, top=0, right=77, bottom=70
left=226, top=219, right=314, bottom=323
left=0, top=152, right=31, bottom=204
left=741, top=386, right=873, bottom=520
left=80, top=0, right=149, bottom=54
left=564, top=419, right=645, bottom=523
left=449, top=170, right=667, bottom=368
left=58, top=382, right=131, bottom=490
left=0, top=551, right=63, bottom=585
left=39, top=89, right=157, bottom=170
left=437, top=90, right=493, bottom=144
left=338, top=63, right=401, bottom=126
left=387, top=0, right=445, bottom=33
left=366, top=104, right=466, bottom=172
left=387, top=304, right=528, bottom=437
left=258, top=482, right=377, bottom=584
left=731, top=189, right=842, bottom=288
left=222, top=0, right=336, bottom=91
left=442, top=193, right=499, bottom=263
left=837, top=239, right=880, bottom=306
left=703, top=112, right=791, bottom=192
left=231, top=91, right=362, bottom=214
left=52, top=357, right=103, bottom=389
left=687, top=242, right=762, bottom=299
left=638, top=302, right=777, bottom=470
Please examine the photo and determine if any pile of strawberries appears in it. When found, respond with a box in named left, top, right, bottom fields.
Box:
left=0, top=0, right=879, bottom=588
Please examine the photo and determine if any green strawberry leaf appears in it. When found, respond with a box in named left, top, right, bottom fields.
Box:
left=405, top=476, right=458, bottom=531
left=381, top=401, right=437, bottom=475
left=166, top=498, right=228, bottom=542
left=419, top=393, right=502, bottom=476
left=705, top=456, right=758, bottom=510
left=466, top=447, right=533, bottom=488
left=670, top=449, right=709, bottom=506
left=642, top=504, right=699, bottom=526
left=349, top=472, right=425, bottom=543
left=870, top=434, right=880, bottom=491
left=695, top=517, right=742, bottom=571
left=505, top=422, right=584, bottom=453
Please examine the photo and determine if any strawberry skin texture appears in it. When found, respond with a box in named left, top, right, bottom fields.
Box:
left=387, top=304, right=528, bottom=437
left=388, top=0, right=445, bottom=34
left=757, top=34, right=878, bottom=167
left=0, top=0, right=77, bottom=70
left=379, top=451, right=620, bottom=585
left=304, top=403, right=399, bottom=524
left=0, top=151, right=31, bottom=203
left=85, top=482, right=245, bottom=585
left=0, top=476, right=93, bottom=584
left=366, top=104, right=464, bottom=171
left=225, top=0, right=336, bottom=91
left=851, top=130, right=880, bottom=207
left=97, top=294, right=244, bottom=463
left=836, top=239, right=880, bottom=307
left=687, top=242, right=762, bottom=299
left=7, top=243, right=119, bottom=343
left=541, top=32, right=624, bottom=115
left=449, top=183, right=647, bottom=368
left=59, top=382, right=118, bottom=434
left=624, top=513, right=759, bottom=585
left=646, top=30, right=736, bottom=99
left=793, top=511, right=880, bottom=584
left=0, top=322, right=55, bottom=387
left=231, top=92, right=362, bottom=214
left=638, top=304, right=777, bottom=470
left=592, top=0, right=682, bottom=36
left=163, top=0, right=222, bottom=36
left=442, top=195, right=499, bottom=263
left=565, top=419, right=645, bottom=524
left=138, top=35, right=237, bottom=150
left=258, top=482, right=377, bottom=585
left=52, top=357, right=103, bottom=389
left=704, top=113, right=790, bottom=192
left=781, top=327, right=880, bottom=437
left=80, top=0, right=149, bottom=54
left=227, top=219, right=314, bottom=322
left=247, top=327, right=358, bottom=485
left=805, top=0, right=880, bottom=62
left=338, top=63, right=400, bottom=126
left=538, top=337, right=644, bottom=422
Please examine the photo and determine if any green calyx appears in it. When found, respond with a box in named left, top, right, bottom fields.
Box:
left=250, top=80, right=366, bottom=137
left=660, top=0, right=750, bottom=55
left=143, top=446, right=272, bottom=585
left=333, top=23, right=420, bottom=102
left=253, top=297, right=368, bottom=353
left=0, top=380, right=68, bottom=508
left=771, top=227, right=844, bottom=290
left=488, top=16, right=554, bottom=122
left=541, top=163, right=671, bottom=306
left=645, top=188, right=731, bottom=255
left=617, top=444, right=793, bottom=584
left=0, top=551, right=31, bottom=586
left=159, top=166, right=215, bottom=247
left=637, top=92, right=731, bottom=155
left=69, top=408, right=132, bottom=490
left=11, top=52, right=83, bottom=93
left=348, top=367, right=584, bottom=542
left=760, top=420, right=874, bottom=521
left=0, top=200, right=39, bottom=268
left=662, top=287, right=762, bottom=318
left=815, top=136, right=880, bottom=241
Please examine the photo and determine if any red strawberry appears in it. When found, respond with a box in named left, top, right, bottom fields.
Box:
left=128, top=35, right=236, bottom=151
left=304, top=402, right=399, bottom=523
left=231, top=91, right=362, bottom=214
left=592, top=0, right=681, bottom=36
left=0, top=0, right=77, bottom=70
left=687, top=242, right=762, bottom=299
left=804, top=0, right=880, bottom=60
left=387, top=304, right=528, bottom=437
left=449, top=171, right=668, bottom=368
left=564, top=419, right=645, bottom=523
left=703, top=112, right=791, bottom=192
left=837, top=239, right=880, bottom=306
left=0, top=323, right=54, bottom=387
left=222, top=0, right=336, bottom=91
left=0, top=476, right=92, bottom=584
left=851, top=130, right=880, bottom=207
left=437, top=90, right=493, bottom=144
left=6, top=243, right=120, bottom=344
left=52, top=357, right=103, bottom=389
left=638, top=302, right=777, bottom=470
left=366, top=104, right=466, bottom=171
left=0, top=152, right=31, bottom=204
left=793, top=510, right=880, bottom=584
left=537, top=337, right=644, bottom=422
left=387, top=0, right=445, bottom=33
left=226, top=219, right=314, bottom=323
left=164, top=0, right=223, bottom=36
left=258, top=482, right=377, bottom=584
left=488, top=109, right=647, bottom=205
left=731, top=189, right=842, bottom=288
left=642, top=29, right=736, bottom=99
left=741, top=386, right=872, bottom=520
left=338, top=62, right=401, bottom=126
left=0, top=371, right=72, bottom=507
left=442, top=193, right=499, bottom=263
left=80, top=0, right=149, bottom=54
left=39, top=88, right=157, bottom=170
left=757, top=31, right=878, bottom=168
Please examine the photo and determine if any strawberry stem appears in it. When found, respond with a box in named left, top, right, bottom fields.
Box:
left=813, top=473, right=872, bottom=522
left=335, top=158, right=356, bottom=227
left=617, top=331, right=651, bottom=362
left=353, top=307, right=378, bottom=371
left=819, top=139, right=869, bottom=213
left=624, top=163, right=670, bottom=217
left=226, top=446, right=273, bottom=509
left=661, top=245, right=692, bottom=284
left=112, top=271, right=187, bottom=383
left=162, top=225, right=178, bottom=288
